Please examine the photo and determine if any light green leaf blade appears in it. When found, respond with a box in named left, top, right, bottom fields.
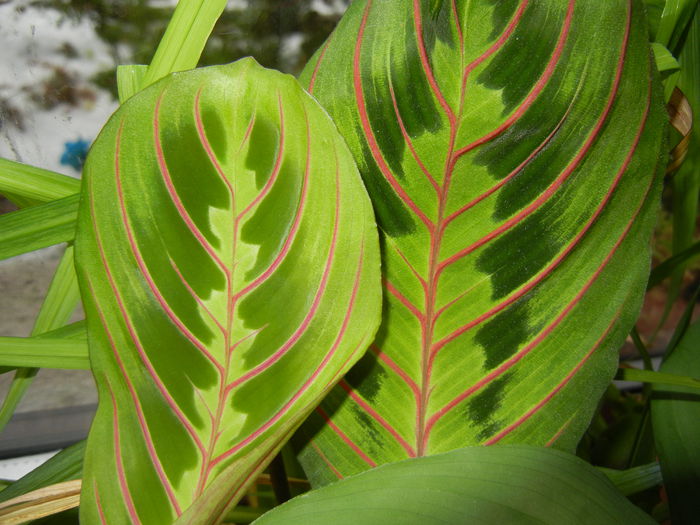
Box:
left=117, top=65, right=149, bottom=104
left=655, top=0, right=699, bottom=53
left=295, top=0, right=667, bottom=484
left=0, top=245, right=81, bottom=431
left=75, top=58, right=381, bottom=524
left=0, top=337, right=88, bottom=369
left=140, top=0, right=227, bottom=90
left=0, top=158, right=79, bottom=206
left=651, top=320, right=700, bottom=523
left=0, top=196, right=78, bottom=261
left=255, top=445, right=655, bottom=525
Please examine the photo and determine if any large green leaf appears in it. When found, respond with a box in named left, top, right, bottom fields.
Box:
left=295, top=0, right=667, bottom=484
left=255, top=445, right=655, bottom=524
left=74, top=58, right=380, bottom=524
left=651, top=320, right=700, bottom=523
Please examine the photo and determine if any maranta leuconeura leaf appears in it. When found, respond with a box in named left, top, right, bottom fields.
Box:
left=295, top=0, right=667, bottom=485
left=74, top=58, right=381, bottom=524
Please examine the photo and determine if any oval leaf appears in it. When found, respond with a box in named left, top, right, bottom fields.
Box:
left=295, top=0, right=666, bottom=484
left=74, top=58, right=381, bottom=524
left=255, top=445, right=655, bottom=525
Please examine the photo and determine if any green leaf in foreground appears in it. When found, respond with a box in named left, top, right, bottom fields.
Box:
left=255, top=445, right=655, bottom=525
left=74, top=58, right=380, bottom=524
left=651, top=320, right=700, bottom=523
left=296, top=0, right=666, bottom=484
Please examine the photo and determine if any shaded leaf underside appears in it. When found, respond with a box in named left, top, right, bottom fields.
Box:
left=75, top=59, right=380, bottom=524
left=296, top=0, right=666, bottom=485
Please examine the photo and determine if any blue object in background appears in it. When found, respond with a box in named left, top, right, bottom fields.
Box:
left=60, top=138, right=91, bottom=172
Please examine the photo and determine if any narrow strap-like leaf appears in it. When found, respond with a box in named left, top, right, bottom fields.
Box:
left=0, top=158, right=79, bottom=205
left=140, top=0, right=227, bottom=90
left=117, top=65, right=149, bottom=103
left=0, top=195, right=78, bottom=261
left=0, top=245, right=81, bottom=431
left=599, top=462, right=663, bottom=496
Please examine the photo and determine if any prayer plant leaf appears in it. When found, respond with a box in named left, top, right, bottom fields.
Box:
left=74, top=58, right=381, bottom=525
left=255, top=445, right=655, bottom=525
left=295, top=0, right=667, bottom=485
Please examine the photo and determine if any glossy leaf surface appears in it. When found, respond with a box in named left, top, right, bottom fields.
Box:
left=74, top=58, right=380, bottom=524
left=296, top=0, right=666, bottom=484
left=256, top=446, right=655, bottom=525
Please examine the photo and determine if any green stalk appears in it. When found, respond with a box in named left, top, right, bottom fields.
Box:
left=0, top=245, right=81, bottom=431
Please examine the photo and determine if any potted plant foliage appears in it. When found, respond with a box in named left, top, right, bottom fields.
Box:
left=0, top=0, right=698, bottom=523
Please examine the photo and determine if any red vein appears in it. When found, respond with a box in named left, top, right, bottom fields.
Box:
left=394, top=245, right=427, bottom=289
left=154, top=91, right=227, bottom=273
left=194, top=86, right=234, bottom=197
left=451, top=0, right=464, bottom=50
left=107, top=380, right=142, bottom=525
left=354, top=0, right=435, bottom=232
left=91, top=137, right=207, bottom=458
left=310, top=440, right=343, bottom=479
left=308, top=35, right=333, bottom=94
left=370, top=344, right=420, bottom=400
left=424, top=136, right=656, bottom=448
left=389, top=81, right=440, bottom=194
left=232, top=103, right=310, bottom=302
left=453, top=0, right=571, bottom=160
left=413, top=0, right=457, bottom=124
left=238, top=112, right=256, bottom=154
left=546, top=417, right=574, bottom=447
left=236, top=95, right=285, bottom=221
left=485, top=308, right=621, bottom=445
left=439, top=0, right=624, bottom=276
left=464, top=1, right=529, bottom=75
left=339, top=379, right=416, bottom=456
left=442, top=89, right=570, bottom=231
left=87, top=276, right=181, bottom=515
left=170, top=257, right=226, bottom=335
left=209, top=248, right=366, bottom=470
left=225, top=149, right=341, bottom=392
left=411, top=0, right=533, bottom=456
left=316, top=407, right=377, bottom=468
left=115, top=125, right=225, bottom=376
left=214, top=431, right=295, bottom=524
left=94, top=482, right=108, bottom=525
left=433, top=68, right=650, bottom=357
left=385, top=279, right=424, bottom=322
